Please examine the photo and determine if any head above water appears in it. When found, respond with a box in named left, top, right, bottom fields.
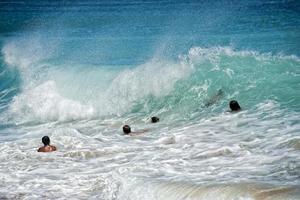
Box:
left=42, top=136, right=50, bottom=146
left=229, top=100, right=241, bottom=111
left=123, top=125, right=131, bottom=134
left=151, top=116, right=159, bottom=123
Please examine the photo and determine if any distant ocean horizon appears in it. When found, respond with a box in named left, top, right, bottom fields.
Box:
left=0, top=0, right=299, bottom=199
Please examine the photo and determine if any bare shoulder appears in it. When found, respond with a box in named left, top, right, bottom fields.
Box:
left=37, top=147, right=45, bottom=152
left=37, top=145, right=57, bottom=152
left=51, top=145, right=57, bottom=151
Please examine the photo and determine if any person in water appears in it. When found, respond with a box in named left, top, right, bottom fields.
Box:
left=123, top=125, right=131, bottom=134
left=122, top=125, right=147, bottom=136
left=205, top=89, right=224, bottom=107
left=151, top=116, right=159, bottom=123
left=229, top=100, right=241, bottom=111
left=37, top=136, right=57, bottom=152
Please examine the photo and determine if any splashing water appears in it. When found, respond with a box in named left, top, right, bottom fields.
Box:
left=0, top=0, right=299, bottom=199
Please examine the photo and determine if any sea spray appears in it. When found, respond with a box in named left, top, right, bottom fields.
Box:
left=3, top=45, right=300, bottom=123
left=0, top=1, right=299, bottom=199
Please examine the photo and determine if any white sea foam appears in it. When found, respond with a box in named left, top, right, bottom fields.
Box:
left=153, top=135, right=176, bottom=145
left=9, top=81, right=96, bottom=122
left=187, top=46, right=300, bottom=63
left=3, top=39, right=300, bottom=122
left=2, top=43, right=299, bottom=200
left=0, top=99, right=299, bottom=199
left=3, top=38, right=194, bottom=121
left=104, top=59, right=193, bottom=115
left=7, top=57, right=193, bottom=121
left=1, top=0, right=300, bottom=198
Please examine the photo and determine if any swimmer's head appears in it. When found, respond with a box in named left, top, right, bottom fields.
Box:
left=123, top=125, right=131, bottom=134
left=229, top=100, right=241, bottom=111
left=151, top=116, right=159, bottom=123
left=42, top=136, right=50, bottom=146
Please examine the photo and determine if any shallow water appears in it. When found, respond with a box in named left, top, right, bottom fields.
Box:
left=0, top=0, right=299, bottom=199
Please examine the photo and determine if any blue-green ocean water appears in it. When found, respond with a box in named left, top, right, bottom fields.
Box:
left=0, top=1, right=299, bottom=199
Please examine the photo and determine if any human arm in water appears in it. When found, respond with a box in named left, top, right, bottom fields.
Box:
left=204, top=89, right=224, bottom=107
left=123, top=125, right=149, bottom=136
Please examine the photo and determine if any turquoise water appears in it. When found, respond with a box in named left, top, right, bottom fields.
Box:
left=0, top=1, right=299, bottom=199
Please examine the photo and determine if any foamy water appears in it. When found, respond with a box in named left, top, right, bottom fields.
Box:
left=1, top=99, right=299, bottom=199
left=0, top=0, right=300, bottom=199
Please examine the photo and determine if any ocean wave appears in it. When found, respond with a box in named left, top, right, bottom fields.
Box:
left=1, top=43, right=299, bottom=122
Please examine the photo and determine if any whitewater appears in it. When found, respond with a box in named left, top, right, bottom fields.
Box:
left=0, top=1, right=299, bottom=199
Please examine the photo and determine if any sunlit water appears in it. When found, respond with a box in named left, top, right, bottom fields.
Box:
left=0, top=1, right=299, bottom=199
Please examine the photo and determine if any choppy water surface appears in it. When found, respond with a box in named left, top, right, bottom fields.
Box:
left=0, top=0, right=299, bottom=199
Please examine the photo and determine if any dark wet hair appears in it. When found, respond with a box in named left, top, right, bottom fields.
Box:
left=151, top=116, right=159, bottom=123
left=123, top=125, right=131, bottom=134
left=229, top=100, right=241, bottom=111
left=42, top=136, right=50, bottom=146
